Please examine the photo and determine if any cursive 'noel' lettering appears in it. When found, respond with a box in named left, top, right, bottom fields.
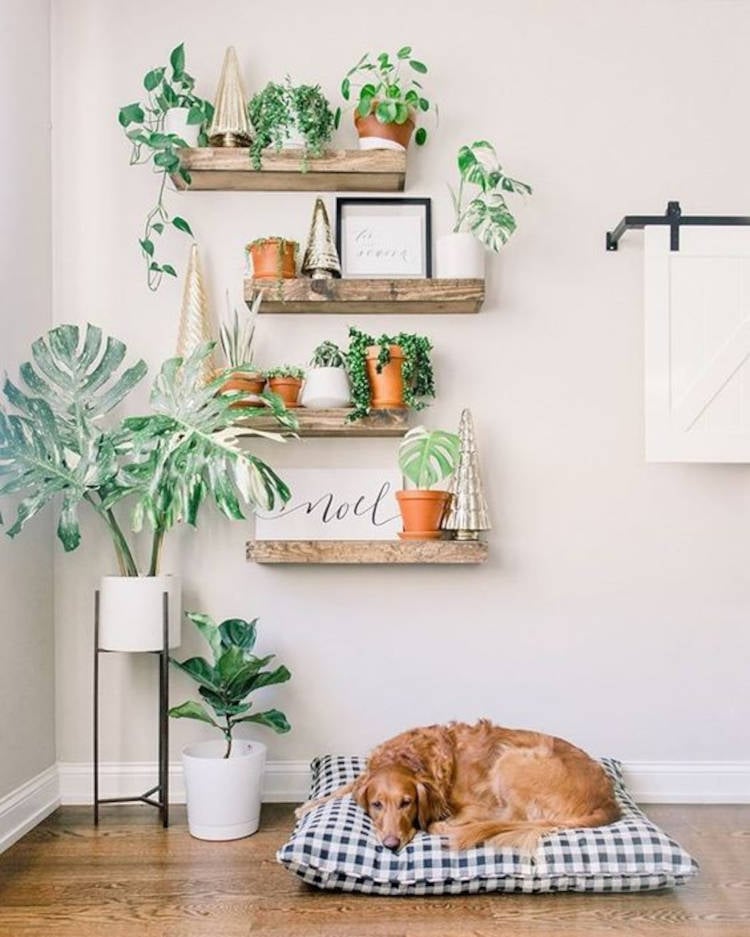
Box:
left=277, top=481, right=397, bottom=527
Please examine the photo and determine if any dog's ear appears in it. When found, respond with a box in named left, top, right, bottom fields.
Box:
left=415, top=777, right=448, bottom=830
left=352, top=773, right=371, bottom=812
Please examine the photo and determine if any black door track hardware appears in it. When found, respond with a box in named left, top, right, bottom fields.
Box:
left=606, top=201, right=750, bottom=252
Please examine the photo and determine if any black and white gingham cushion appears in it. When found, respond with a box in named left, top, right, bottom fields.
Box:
left=277, top=756, right=699, bottom=895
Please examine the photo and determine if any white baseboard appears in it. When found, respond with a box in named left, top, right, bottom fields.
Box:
left=57, top=759, right=750, bottom=806
left=0, top=765, right=60, bottom=853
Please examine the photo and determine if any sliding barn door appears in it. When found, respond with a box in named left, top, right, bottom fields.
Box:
left=645, top=225, right=750, bottom=462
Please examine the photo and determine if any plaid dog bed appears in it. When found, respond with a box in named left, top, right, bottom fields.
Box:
left=277, top=755, right=699, bottom=895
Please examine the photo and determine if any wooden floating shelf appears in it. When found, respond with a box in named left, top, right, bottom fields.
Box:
left=245, top=277, right=485, bottom=314
left=246, top=539, right=489, bottom=565
left=236, top=407, right=408, bottom=437
left=172, top=148, right=405, bottom=192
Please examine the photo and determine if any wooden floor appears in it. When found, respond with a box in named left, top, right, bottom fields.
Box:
left=0, top=804, right=748, bottom=937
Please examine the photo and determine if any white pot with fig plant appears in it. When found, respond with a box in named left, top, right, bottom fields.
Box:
left=437, top=140, right=532, bottom=279
left=170, top=612, right=292, bottom=841
left=299, top=340, right=351, bottom=409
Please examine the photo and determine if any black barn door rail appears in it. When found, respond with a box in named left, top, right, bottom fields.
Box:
left=606, top=201, right=750, bottom=252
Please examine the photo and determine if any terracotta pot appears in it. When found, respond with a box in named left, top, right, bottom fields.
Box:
left=248, top=239, right=297, bottom=279
left=365, top=345, right=406, bottom=409
left=220, top=373, right=266, bottom=408
left=268, top=376, right=303, bottom=407
left=354, top=110, right=415, bottom=151
left=395, top=490, right=452, bottom=540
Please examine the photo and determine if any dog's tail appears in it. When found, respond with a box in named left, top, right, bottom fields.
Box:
left=294, top=781, right=355, bottom=820
left=451, top=808, right=618, bottom=854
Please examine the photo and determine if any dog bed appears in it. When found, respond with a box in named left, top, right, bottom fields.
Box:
left=277, top=756, right=699, bottom=895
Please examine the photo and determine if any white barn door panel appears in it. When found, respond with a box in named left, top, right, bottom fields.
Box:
left=645, top=226, right=750, bottom=462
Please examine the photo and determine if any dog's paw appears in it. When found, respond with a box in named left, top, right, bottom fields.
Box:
left=294, top=802, right=314, bottom=820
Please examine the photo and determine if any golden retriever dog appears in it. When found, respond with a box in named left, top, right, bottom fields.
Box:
left=297, top=720, right=620, bottom=853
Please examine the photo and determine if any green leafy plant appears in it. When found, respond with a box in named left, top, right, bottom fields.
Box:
left=248, top=78, right=334, bottom=170
left=220, top=290, right=263, bottom=370
left=0, top=324, right=294, bottom=578
left=170, top=612, right=291, bottom=758
left=265, top=365, right=305, bottom=380
left=450, top=140, right=532, bottom=252
left=310, top=340, right=347, bottom=369
left=118, top=43, right=214, bottom=291
left=398, top=425, right=460, bottom=489
left=337, top=46, right=433, bottom=145
left=346, top=327, right=435, bottom=420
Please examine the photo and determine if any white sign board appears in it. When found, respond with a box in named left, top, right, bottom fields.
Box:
left=254, top=469, right=401, bottom=540
left=343, top=216, right=424, bottom=277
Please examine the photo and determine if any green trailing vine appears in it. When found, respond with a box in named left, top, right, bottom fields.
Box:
left=346, top=326, right=435, bottom=420
left=248, top=78, right=334, bottom=171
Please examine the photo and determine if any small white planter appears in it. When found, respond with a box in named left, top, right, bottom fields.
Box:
left=98, top=575, right=182, bottom=652
left=358, top=136, right=405, bottom=151
left=163, top=108, right=200, bottom=147
left=436, top=232, right=486, bottom=279
left=182, top=739, right=266, bottom=841
left=278, top=120, right=306, bottom=150
left=300, top=367, right=351, bottom=409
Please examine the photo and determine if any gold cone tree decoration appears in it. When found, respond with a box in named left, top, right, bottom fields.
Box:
left=443, top=409, right=491, bottom=540
left=301, top=198, right=341, bottom=278
left=208, top=46, right=252, bottom=147
left=176, top=243, right=215, bottom=384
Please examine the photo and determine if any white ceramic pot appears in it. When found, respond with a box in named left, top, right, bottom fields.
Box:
left=358, top=136, right=405, bottom=151
left=163, top=108, right=200, bottom=147
left=98, top=575, right=182, bottom=652
left=278, top=120, right=306, bottom=150
left=182, top=739, right=266, bottom=840
left=436, top=232, right=486, bottom=279
left=300, top=367, right=351, bottom=409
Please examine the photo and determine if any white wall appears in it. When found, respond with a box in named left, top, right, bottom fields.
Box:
left=0, top=0, right=55, bottom=797
left=51, top=0, right=750, bottom=779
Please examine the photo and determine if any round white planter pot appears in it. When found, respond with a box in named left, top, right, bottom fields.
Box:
left=300, top=367, right=351, bottom=409
left=182, top=739, right=267, bottom=841
left=163, top=108, right=200, bottom=147
left=436, top=232, right=486, bottom=279
left=98, top=575, right=182, bottom=652
left=358, top=136, right=405, bottom=151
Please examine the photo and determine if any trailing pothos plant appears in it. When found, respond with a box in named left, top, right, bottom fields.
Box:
left=248, top=78, right=335, bottom=170
left=449, top=140, right=532, bottom=251
left=347, top=327, right=435, bottom=421
left=0, top=324, right=295, bottom=578
left=118, top=43, right=214, bottom=291
left=170, top=612, right=291, bottom=758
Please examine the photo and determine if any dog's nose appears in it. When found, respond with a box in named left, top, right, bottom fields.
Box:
left=382, top=835, right=401, bottom=851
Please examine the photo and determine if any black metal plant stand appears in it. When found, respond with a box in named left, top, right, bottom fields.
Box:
left=606, top=201, right=750, bottom=252
left=93, top=590, right=170, bottom=827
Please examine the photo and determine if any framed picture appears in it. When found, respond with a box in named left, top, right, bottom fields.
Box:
left=335, top=197, right=432, bottom=279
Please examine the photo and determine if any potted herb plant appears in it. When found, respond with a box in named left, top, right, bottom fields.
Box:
left=118, top=43, right=214, bottom=291
left=347, top=327, right=435, bottom=420
left=248, top=77, right=335, bottom=170
left=219, top=290, right=266, bottom=402
left=0, top=324, right=293, bottom=652
left=337, top=46, right=433, bottom=150
left=265, top=365, right=305, bottom=407
left=170, top=612, right=291, bottom=840
left=438, top=140, right=532, bottom=279
left=396, top=425, right=460, bottom=539
left=247, top=238, right=298, bottom=280
left=299, top=341, right=351, bottom=409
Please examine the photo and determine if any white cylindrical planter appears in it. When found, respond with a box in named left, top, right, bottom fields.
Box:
left=98, top=575, right=182, bottom=652
left=163, top=108, right=200, bottom=147
left=300, top=367, right=351, bottom=409
left=436, top=232, right=486, bottom=279
left=358, top=136, right=405, bottom=151
left=182, top=739, right=267, bottom=840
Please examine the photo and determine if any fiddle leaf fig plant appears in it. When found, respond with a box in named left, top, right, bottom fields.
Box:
left=450, top=140, right=532, bottom=251
left=170, top=612, right=291, bottom=758
left=398, top=425, right=460, bottom=489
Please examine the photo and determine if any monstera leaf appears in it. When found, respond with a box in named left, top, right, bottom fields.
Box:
left=398, top=425, right=460, bottom=489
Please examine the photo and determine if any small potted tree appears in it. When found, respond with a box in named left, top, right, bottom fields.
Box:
left=248, top=77, right=335, bottom=170
left=396, top=425, right=460, bottom=539
left=265, top=365, right=305, bottom=407
left=299, top=341, right=351, bottom=409
left=170, top=612, right=291, bottom=840
left=438, top=140, right=532, bottom=279
left=247, top=238, right=298, bottom=280
left=219, top=290, right=266, bottom=402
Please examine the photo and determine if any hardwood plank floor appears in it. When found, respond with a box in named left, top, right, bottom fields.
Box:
left=0, top=804, right=748, bottom=937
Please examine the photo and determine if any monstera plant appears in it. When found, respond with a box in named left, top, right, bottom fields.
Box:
left=395, top=425, right=460, bottom=540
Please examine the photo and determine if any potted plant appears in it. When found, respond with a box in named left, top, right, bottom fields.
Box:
left=438, top=140, right=532, bottom=279
left=336, top=46, right=434, bottom=150
left=265, top=365, right=305, bottom=407
left=299, top=341, right=351, bottom=409
left=396, top=425, right=460, bottom=539
left=0, top=324, right=293, bottom=652
left=347, top=327, right=435, bottom=420
left=248, top=77, right=335, bottom=170
left=247, top=237, right=298, bottom=279
left=170, top=612, right=291, bottom=840
left=219, top=290, right=266, bottom=402
left=118, top=43, right=214, bottom=291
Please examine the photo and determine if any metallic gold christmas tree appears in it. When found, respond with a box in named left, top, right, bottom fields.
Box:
left=208, top=46, right=252, bottom=147
left=443, top=409, right=491, bottom=539
left=176, top=243, right=215, bottom=384
left=301, top=198, right=341, bottom=278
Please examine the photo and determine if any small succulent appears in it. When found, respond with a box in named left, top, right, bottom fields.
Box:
left=310, top=340, right=347, bottom=369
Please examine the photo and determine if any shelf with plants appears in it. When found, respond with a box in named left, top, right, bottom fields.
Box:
left=235, top=407, right=409, bottom=437
left=246, top=539, right=488, bottom=564
left=244, top=277, right=485, bottom=314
